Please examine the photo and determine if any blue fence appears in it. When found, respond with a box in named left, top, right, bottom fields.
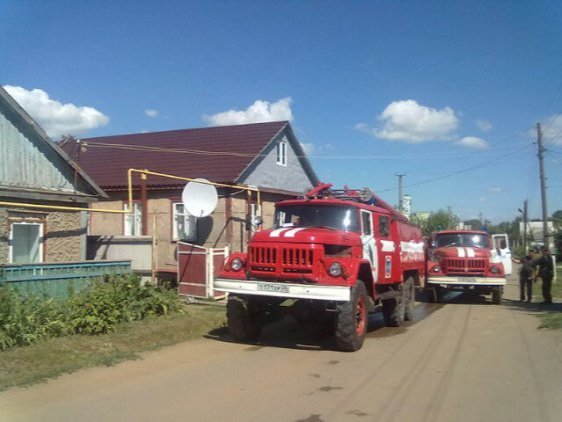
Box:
left=0, top=260, right=132, bottom=299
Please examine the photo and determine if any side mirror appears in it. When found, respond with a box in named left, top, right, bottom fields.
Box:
left=246, top=215, right=263, bottom=228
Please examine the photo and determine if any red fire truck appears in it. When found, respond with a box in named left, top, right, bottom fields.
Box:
left=214, top=183, right=425, bottom=351
left=425, top=230, right=506, bottom=304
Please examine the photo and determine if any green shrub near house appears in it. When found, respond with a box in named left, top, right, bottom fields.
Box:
left=0, top=275, right=181, bottom=350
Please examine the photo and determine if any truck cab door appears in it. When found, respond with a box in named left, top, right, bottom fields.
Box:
left=492, top=234, right=512, bottom=275
left=360, top=210, right=378, bottom=282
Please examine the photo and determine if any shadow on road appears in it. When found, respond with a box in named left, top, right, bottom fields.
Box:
left=501, top=298, right=562, bottom=314
left=205, top=301, right=446, bottom=352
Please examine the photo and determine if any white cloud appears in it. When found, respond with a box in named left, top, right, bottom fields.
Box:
left=3, top=85, right=109, bottom=138
left=356, top=100, right=459, bottom=143
left=539, top=115, right=562, bottom=145
left=145, top=109, right=159, bottom=118
left=488, top=187, right=502, bottom=193
left=456, top=136, right=489, bottom=150
left=300, top=142, right=314, bottom=156
left=476, top=119, right=492, bottom=132
left=204, top=97, right=293, bottom=126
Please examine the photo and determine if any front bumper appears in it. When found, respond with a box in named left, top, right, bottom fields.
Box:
left=213, top=278, right=351, bottom=301
left=427, top=276, right=506, bottom=286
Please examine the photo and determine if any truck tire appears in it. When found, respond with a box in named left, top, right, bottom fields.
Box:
left=334, top=281, right=368, bottom=352
left=383, top=284, right=405, bottom=327
left=404, top=277, right=415, bottom=321
left=491, top=287, right=502, bottom=305
left=226, top=295, right=263, bottom=341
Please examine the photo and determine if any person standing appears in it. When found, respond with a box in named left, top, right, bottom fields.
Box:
left=537, top=247, right=554, bottom=304
left=515, top=249, right=537, bottom=302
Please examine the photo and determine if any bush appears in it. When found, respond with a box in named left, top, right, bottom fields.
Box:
left=0, top=275, right=181, bottom=350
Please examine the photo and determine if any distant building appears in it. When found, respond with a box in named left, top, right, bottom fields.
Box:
left=402, top=194, right=412, bottom=219
left=412, top=211, right=430, bottom=222
left=520, top=221, right=555, bottom=249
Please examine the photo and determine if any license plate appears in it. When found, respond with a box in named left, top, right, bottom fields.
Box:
left=257, top=283, right=289, bottom=293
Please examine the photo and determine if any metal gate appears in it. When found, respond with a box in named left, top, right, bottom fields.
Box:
left=177, top=242, right=228, bottom=299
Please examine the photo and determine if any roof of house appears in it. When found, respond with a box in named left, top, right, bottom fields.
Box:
left=61, top=121, right=318, bottom=190
left=0, top=86, right=107, bottom=201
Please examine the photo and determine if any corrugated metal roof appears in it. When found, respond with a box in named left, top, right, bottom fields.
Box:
left=61, top=121, right=291, bottom=189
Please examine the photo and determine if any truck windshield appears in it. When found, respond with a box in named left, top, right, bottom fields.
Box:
left=274, top=205, right=360, bottom=232
left=434, top=233, right=489, bottom=248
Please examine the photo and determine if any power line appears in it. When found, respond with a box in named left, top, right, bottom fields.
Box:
left=378, top=144, right=532, bottom=193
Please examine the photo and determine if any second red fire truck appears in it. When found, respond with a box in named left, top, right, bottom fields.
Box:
left=215, top=183, right=425, bottom=352
left=425, top=229, right=507, bottom=304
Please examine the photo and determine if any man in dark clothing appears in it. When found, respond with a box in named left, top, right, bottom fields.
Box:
left=537, top=247, right=554, bottom=304
left=516, top=249, right=537, bottom=302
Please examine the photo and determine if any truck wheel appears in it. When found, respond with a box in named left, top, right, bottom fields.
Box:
left=491, top=287, right=502, bottom=305
left=334, top=281, right=368, bottom=352
left=226, top=295, right=263, bottom=341
left=383, top=285, right=405, bottom=327
left=404, top=277, right=415, bottom=321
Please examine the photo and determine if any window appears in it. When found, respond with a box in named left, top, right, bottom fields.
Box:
left=10, top=222, right=43, bottom=263
left=173, top=203, right=197, bottom=241
left=276, top=139, right=288, bottom=166
left=361, top=211, right=372, bottom=236
left=124, top=203, right=142, bottom=236
left=378, top=215, right=390, bottom=237
left=275, top=205, right=359, bottom=232
left=249, top=203, right=262, bottom=233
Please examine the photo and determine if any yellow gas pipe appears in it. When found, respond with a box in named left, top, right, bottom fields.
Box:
left=1, top=169, right=261, bottom=215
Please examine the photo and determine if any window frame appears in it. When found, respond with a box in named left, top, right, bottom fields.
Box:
left=378, top=215, right=390, bottom=238
left=276, top=139, right=288, bottom=166
left=172, top=202, right=197, bottom=242
left=123, top=202, right=143, bottom=236
left=9, top=221, right=44, bottom=264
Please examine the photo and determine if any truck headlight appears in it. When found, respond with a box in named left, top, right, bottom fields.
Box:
left=329, top=262, right=343, bottom=277
left=490, top=265, right=500, bottom=274
left=432, top=265, right=441, bottom=273
left=231, top=257, right=244, bottom=271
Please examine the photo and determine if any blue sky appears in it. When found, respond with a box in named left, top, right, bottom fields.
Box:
left=2, top=0, right=562, bottom=223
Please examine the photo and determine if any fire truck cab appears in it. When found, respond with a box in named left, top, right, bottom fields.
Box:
left=215, top=183, right=425, bottom=352
left=425, top=230, right=507, bottom=304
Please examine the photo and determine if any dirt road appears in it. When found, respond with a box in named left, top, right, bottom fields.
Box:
left=2, top=278, right=562, bottom=422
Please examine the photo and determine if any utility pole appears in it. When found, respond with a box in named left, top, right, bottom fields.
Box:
left=397, top=174, right=405, bottom=213
left=537, top=122, right=550, bottom=247
left=520, top=199, right=528, bottom=252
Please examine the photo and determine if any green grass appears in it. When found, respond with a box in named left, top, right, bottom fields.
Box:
left=538, top=263, right=562, bottom=329
left=0, top=303, right=226, bottom=392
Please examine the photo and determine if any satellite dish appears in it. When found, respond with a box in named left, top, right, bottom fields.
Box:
left=181, top=178, right=218, bottom=217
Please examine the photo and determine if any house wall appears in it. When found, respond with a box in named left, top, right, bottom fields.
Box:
left=45, top=210, right=83, bottom=262
left=242, top=133, right=314, bottom=193
left=0, top=103, right=91, bottom=196
left=87, top=189, right=290, bottom=274
left=0, top=205, right=85, bottom=264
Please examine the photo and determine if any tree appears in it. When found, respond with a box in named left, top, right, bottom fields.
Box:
left=412, top=209, right=460, bottom=237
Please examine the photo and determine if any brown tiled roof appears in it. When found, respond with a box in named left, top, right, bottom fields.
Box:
left=61, top=121, right=291, bottom=189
